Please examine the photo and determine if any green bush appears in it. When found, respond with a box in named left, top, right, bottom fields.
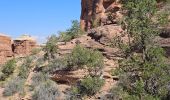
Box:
left=104, top=86, right=160, bottom=100
left=71, top=76, right=104, bottom=97
left=67, top=45, right=104, bottom=71
left=58, top=31, right=73, bottom=42
left=32, top=80, right=60, bottom=100
left=31, top=48, right=41, bottom=55
left=43, top=58, right=67, bottom=73
left=18, top=57, right=33, bottom=79
left=58, top=20, right=84, bottom=42
left=3, top=77, right=25, bottom=96
left=31, top=72, right=48, bottom=88
left=67, top=45, right=90, bottom=69
left=0, top=59, right=16, bottom=81
left=43, top=34, right=58, bottom=60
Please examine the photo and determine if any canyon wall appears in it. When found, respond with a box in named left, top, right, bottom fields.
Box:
left=80, top=0, right=122, bottom=31
left=0, top=34, right=13, bottom=64
left=0, top=34, right=37, bottom=64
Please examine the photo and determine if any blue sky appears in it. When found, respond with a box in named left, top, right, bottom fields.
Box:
left=0, top=0, right=81, bottom=44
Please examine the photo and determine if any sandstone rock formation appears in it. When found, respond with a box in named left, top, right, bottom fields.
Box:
left=0, top=34, right=13, bottom=64
left=13, top=35, right=37, bottom=56
left=80, top=0, right=122, bottom=31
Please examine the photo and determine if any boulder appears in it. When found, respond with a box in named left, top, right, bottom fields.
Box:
left=88, top=25, right=123, bottom=45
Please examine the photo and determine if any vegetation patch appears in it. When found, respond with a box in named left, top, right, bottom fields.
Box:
left=18, top=56, right=33, bottom=79
left=0, top=59, right=16, bottom=81
left=111, top=0, right=170, bottom=99
left=71, top=76, right=104, bottom=98
left=58, top=20, right=84, bottom=42
left=67, top=45, right=104, bottom=72
left=32, top=80, right=60, bottom=100
left=3, top=77, right=25, bottom=96
left=43, top=34, right=58, bottom=60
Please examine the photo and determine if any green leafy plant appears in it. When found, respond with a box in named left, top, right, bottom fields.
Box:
left=0, top=59, right=16, bottom=81
left=43, top=34, right=58, bottom=60
left=67, top=45, right=104, bottom=74
left=58, top=20, right=84, bottom=42
left=71, top=76, right=104, bottom=97
left=18, top=56, right=33, bottom=79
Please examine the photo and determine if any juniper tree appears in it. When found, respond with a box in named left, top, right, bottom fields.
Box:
left=43, top=34, right=58, bottom=60
left=112, top=0, right=170, bottom=99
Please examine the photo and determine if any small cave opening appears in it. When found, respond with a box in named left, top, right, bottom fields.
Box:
left=56, top=80, right=70, bottom=85
left=160, top=29, right=170, bottom=38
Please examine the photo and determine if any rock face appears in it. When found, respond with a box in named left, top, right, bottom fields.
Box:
left=80, top=0, right=122, bottom=31
left=0, top=34, right=37, bottom=64
left=88, top=25, right=123, bottom=45
left=13, top=35, right=36, bottom=56
left=0, top=34, right=13, bottom=64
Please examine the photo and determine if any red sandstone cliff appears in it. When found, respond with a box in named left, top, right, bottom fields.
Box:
left=0, top=34, right=13, bottom=64
left=80, top=0, right=122, bottom=31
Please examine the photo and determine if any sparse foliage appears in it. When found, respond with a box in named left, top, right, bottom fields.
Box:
left=3, top=77, right=25, bottom=96
left=0, top=59, right=16, bottom=81
left=58, top=20, right=84, bottom=42
left=71, top=76, right=104, bottom=98
left=43, top=58, right=67, bottom=73
left=31, top=72, right=48, bottom=88
left=32, top=80, right=60, bottom=100
left=18, top=56, right=33, bottom=79
left=31, top=48, right=41, bottom=55
left=43, top=34, right=58, bottom=60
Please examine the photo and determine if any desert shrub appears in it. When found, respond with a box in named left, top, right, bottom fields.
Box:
left=43, top=34, right=58, bottom=60
left=67, top=45, right=104, bottom=72
left=86, top=50, right=104, bottom=69
left=0, top=59, right=16, bottom=81
left=18, top=56, right=33, bottom=79
left=67, top=45, right=91, bottom=69
left=32, top=80, right=60, bottom=100
left=3, top=77, right=25, bottom=96
left=92, top=19, right=100, bottom=28
left=43, top=58, right=67, bottom=73
left=58, top=31, right=73, bottom=42
left=107, top=86, right=160, bottom=100
left=58, top=20, right=84, bottom=42
left=31, top=48, right=41, bottom=55
left=71, top=76, right=104, bottom=97
left=111, top=68, right=123, bottom=76
left=31, top=72, right=48, bottom=88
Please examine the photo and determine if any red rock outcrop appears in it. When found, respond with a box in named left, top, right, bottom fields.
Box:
left=0, top=34, right=13, bottom=64
left=80, top=0, right=122, bottom=31
left=13, top=35, right=37, bottom=56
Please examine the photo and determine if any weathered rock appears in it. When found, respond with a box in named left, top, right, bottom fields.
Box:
left=0, top=34, right=13, bottom=64
left=13, top=35, right=37, bottom=56
left=88, top=25, right=123, bottom=45
left=80, top=0, right=122, bottom=31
